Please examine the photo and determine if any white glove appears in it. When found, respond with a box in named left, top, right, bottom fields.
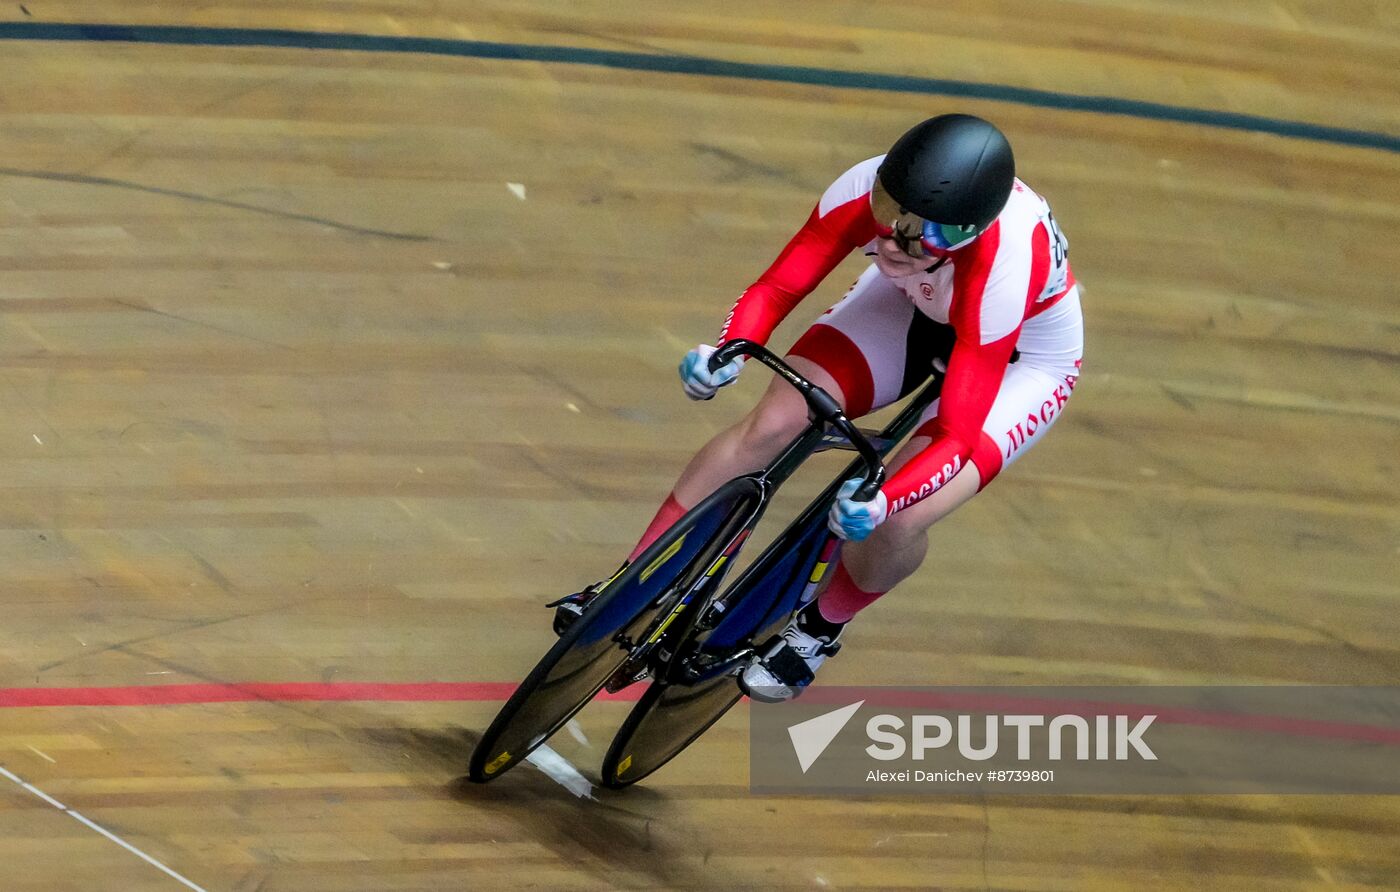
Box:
left=827, top=477, right=889, bottom=541
left=679, top=344, right=745, bottom=401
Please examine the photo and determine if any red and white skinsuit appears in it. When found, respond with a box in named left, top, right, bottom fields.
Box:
left=718, top=156, right=1084, bottom=515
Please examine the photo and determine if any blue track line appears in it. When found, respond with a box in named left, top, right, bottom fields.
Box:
left=1, top=21, right=1396, bottom=154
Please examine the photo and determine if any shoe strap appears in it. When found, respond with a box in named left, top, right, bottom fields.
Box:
left=762, top=643, right=816, bottom=687
left=780, top=629, right=841, bottom=658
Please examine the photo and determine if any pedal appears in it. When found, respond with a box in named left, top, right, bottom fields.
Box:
left=546, top=591, right=593, bottom=637
left=548, top=562, right=633, bottom=636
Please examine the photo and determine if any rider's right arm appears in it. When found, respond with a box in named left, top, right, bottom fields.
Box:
left=716, top=158, right=883, bottom=347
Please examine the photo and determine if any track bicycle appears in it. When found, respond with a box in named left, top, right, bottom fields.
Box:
left=468, top=338, right=946, bottom=787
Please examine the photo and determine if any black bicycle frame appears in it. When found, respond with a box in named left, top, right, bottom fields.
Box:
left=657, top=338, right=946, bottom=683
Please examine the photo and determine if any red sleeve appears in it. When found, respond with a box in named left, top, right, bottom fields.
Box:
left=718, top=196, right=878, bottom=346
left=881, top=331, right=1017, bottom=514
left=881, top=221, right=1050, bottom=515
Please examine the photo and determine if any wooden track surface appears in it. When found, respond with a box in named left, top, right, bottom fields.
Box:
left=0, top=2, right=1397, bottom=889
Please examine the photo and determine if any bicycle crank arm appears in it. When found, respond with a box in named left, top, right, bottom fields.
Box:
left=677, top=646, right=756, bottom=685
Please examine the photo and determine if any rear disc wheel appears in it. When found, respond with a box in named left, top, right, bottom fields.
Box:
left=600, top=675, right=743, bottom=788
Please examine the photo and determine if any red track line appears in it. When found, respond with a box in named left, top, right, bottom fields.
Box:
left=0, top=682, right=641, bottom=708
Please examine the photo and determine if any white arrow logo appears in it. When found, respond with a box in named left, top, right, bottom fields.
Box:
left=787, top=700, right=864, bottom=773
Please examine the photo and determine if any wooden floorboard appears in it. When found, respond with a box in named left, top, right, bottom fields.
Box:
left=0, top=2, right=1396, bottom=888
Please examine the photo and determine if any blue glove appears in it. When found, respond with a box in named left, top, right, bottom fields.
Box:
left=679, top=344, right=745, bottom=401
left=827, top=477, right=889, bottom=541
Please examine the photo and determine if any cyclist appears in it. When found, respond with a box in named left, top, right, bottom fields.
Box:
left=555, top=113, right=1083, bottom=702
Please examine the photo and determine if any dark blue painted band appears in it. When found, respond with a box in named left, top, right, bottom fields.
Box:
left=2, top=21, right=1396, bottom=154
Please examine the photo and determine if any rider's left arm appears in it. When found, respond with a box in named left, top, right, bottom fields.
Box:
left=878, top=231, right=1040, bottom=515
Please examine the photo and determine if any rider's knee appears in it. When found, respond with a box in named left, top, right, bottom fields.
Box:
left=737, top=397, right=809, bottom=454
left=866, top=508, right=931, bottom=555
left=844, top=521, right=928, bottom=590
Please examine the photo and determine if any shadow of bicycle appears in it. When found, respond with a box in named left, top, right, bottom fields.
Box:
left=353, top=723, right=714, bottom=889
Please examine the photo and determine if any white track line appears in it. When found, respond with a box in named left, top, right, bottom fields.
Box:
left=563, top=718, right=591, bottom=748
left=0, top=764, right=207, bottom=891
left=525, top=745, right=595, bottom=799
left=67, top=811, right=207, bottom=891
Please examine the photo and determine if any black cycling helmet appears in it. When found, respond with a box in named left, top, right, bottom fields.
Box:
left=878, top=114, right=1015, bottom=230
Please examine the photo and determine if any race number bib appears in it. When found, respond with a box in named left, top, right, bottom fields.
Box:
left=1025, top=187, right=1070, bottom=301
